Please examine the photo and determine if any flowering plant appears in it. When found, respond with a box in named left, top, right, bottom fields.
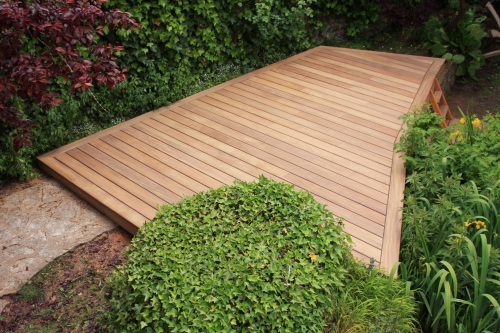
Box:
left=396, top=105, right=500, bottom=332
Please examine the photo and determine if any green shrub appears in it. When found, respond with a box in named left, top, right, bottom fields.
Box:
left=397, top=106, right=500, bottom=259
left=107, top=176, right=353, bottom=332
left=396, top=107, right=499, bottom=265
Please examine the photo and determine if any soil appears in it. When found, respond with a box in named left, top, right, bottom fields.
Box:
left=0, top=228, right=131, bottom=333
left=0, top=56, right=498, bottom=333
left=447, top=57, right=500, bottom=119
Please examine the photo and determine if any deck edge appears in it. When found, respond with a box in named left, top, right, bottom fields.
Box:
left=38, top=158, right=142, bottom=235
left=379, top=57, right=445, bottom=272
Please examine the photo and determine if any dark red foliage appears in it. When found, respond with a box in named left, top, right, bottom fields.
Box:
left=0, top=0, right=139, bottom=151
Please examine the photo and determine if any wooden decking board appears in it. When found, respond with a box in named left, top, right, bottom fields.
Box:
left=270, top=65, right=410, bottom=115
left=100, top=134, right=208, bottom=194
left=55, top=152, right=157, bottom=219
left=172, top=104, right=390, bottom=200
left=255, top=70, right=410, bottom=121
left=79, top=142, right=181, bottom=203
left=224, top=84, right=395, bottom=152
left=148, top=116, right=285, bottom=184
left=205, top=90, right=394, bottom=165
left=261, top=68, right=411, bottom=114
left=297, top=57, right=419, bottom=95
left=332, top=48, right=431, bottom=74
left=169, top=104, right=389, bottom=203
left=121, top=126, right=229, bottom=187
left=217, top=87, right=394, bottom=156
left=248, top=75, right=403, bottom=130
left=183, top=98, right=391, bottom=180
left=135, top=121, right=253, bottom=184
left=289, top=61, right=416, bottom=104
left=37, top=46, right=445, bottom=271
left=308, top=54, right=421, bottom=89
left=316, top=52, right=422, bottom=85
left=88, top=139, right=195, bottom=198
left=235, top=81, right=401, bottom=139
left=108, top=131, right=220, bottom=191
left=67, top=148, right=171, bottom=209
left=265, top=69, right=407, bottom=120
left=318, top=49, right=426, bottom=82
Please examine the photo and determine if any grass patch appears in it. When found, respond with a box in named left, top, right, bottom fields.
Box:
left=18, top=283, right=44, bottom=304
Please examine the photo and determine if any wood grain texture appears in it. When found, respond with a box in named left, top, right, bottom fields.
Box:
left=37, top=46, right=444, bottom=270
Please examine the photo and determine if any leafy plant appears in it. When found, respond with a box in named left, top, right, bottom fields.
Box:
left=328, top=262, right=417, bottom=333
left=424, top=9, right=488, bottom=79
left=0, top=0, right=139, bottom=151
left=411, top=233, right=500, bottom=333
left=104, top=0, right=318, bottom=75
left=397, top=106, right=500, bottom=332
left=107, top=176, right=353, bottom=332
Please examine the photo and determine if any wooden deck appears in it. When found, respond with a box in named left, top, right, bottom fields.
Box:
left=38, top=46, right=445, bottom=270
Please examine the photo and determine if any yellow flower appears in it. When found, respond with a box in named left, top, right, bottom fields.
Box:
left=450, top=130, right=461, bottom=137
left=472, top=118, right=481, bottom=128
left=466, top=220, right=487, bottom=229
left=460, top=118, right=466, bottom=124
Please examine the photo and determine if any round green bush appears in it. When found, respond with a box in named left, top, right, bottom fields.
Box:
left=108, top=176, right=353, bottom=332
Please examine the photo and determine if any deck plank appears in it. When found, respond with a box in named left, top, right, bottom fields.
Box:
left=223, top=84, right=395, bottom=150
left=237, top=80, right=401, bottom=138
left=216, top=88, right=394, bottom=157
left=207, top=91, right=394, bottom=164
left=37, top=46, right=445, bottom=270
left=163, top=108, right=388, bottom=218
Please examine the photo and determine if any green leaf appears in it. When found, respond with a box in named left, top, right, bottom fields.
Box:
left=431, top=43, right=447, bottom=56
left=451, top=54, right=465, bottom=64
left=443, top=53, right=453, bottom=61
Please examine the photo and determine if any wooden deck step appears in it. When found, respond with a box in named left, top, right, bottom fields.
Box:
left=428, top=78, right=453, bottom=127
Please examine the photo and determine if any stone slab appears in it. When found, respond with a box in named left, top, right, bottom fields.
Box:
left=0, top=175, right=116, bottom=313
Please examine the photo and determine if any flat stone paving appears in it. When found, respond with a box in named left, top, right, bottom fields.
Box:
left=0, top=174, right=116, bottom=313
